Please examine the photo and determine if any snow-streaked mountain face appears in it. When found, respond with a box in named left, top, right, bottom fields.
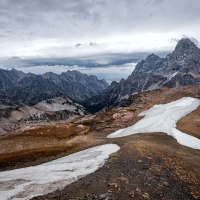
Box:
left=0, top=70, right=109, bottom=105
left=84, top=38, right=200, bottom=113
left=0, top=96, right=88, bottom=135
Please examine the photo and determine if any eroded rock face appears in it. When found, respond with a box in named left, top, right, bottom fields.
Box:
left=84, top=38, right=200, bottom=113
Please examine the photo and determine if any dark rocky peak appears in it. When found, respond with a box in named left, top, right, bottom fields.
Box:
left=99, top=78, right=108, bottom=85
left=60, top=70, right=108, bottom=89
left=174, top=38, right=199, bottom=53
left=0, top=68, right=24, bottom=79
left=162, top=38, right=200, bottom=75
left=110, top=81, right=118, bottom=87
left=88, top=74, right=98, bottom=81
left=145, top=53, right=161, bottom=62
left=66, top=70, right=81, bottom=75
left=133, top=53, right=163, bottom=74
left=0, top=68, right=25, bottom=91
left=63, top=70, right=87, bottom=77
left=26, top=72, right=37, bottom=78
left=11, top=68, right=26, bottom=77
left=60, top=70, right=87, bottom=81
left=119, top=78, right=125, bottom=84
left=165, top=38, right=200, bottom=62
left=42, top=72, right=59, bottom=79
left=88, top=75, right=108, bottom=86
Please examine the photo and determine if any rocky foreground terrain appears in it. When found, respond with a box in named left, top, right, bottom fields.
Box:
left=0, top=85, right=199, bottom=200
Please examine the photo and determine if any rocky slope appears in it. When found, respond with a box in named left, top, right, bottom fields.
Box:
left=84, top=38, right=200, bottom=113
left=0, top=85, right=199, bottom=200
left=0, top=95, right=88, bottom=135
left=0, top=70, right=108, bottom=105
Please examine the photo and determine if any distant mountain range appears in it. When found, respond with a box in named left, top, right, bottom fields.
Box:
left=0, top=69, right=108, bottom=105
left=84, top=38, right=200, bottom=113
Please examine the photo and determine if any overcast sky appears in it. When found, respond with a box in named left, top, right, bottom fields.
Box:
left=0, top=0, right=200, bottom=82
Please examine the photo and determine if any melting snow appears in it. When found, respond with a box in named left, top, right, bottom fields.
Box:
left=108, top=97, right=200, bottom=150
left=0, top=144, right=120, bottom=200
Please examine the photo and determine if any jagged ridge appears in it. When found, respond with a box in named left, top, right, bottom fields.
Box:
left=84, top=38, right=200, bottom=113
left=0, top=70, right=109, bottom=105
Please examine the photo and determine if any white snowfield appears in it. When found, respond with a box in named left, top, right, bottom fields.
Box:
left=0, top=144, right=120, bottom=200
left=108, top=97, right=200, bottom=150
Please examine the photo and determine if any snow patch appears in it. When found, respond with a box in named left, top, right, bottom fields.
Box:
left=171, top=71, right=178, bottom=78
left=108, top=97, right=200, bottom=150
left=119, top=94, right=129, bottom=101
left=166, top=72, right=178, bottom=81
left=0, top=144, right=120, bottom=200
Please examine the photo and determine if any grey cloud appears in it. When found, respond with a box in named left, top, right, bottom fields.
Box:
left=75, top=42, right=97, bottom=48
left=1, top=0, right=200, bottom=40
left=75, top=43, right=82, bottom=48
left=5, top=30, right=15, bottom=34
left=10, top=56, right=21, bottom=60
left=89, top=42, right=97, bottom=46
left=0, top=50, right=169, bottom=69
left=146, top=0, right=166, bottom=5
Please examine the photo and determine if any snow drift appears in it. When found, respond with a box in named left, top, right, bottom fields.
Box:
left=0, top=144, right=120, bottom=200
left=108, top=97, right=200, bottom=150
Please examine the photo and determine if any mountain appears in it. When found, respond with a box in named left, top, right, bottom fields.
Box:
left=0, top=68, right=25, bottom=94
left=84, top=38, right=200, bottom=113
left=0, top=70, right=108, bottom=105
left=0, top=95, right=88, bottom=135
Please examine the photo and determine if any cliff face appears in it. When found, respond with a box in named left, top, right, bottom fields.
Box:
left=84, top=38, right=200, bottom=113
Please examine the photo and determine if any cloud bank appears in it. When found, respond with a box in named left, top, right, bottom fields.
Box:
left=0, top=0, right=199, bottom=80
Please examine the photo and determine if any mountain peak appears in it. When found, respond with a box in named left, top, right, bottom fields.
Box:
left=133, top=53, right=162, bottom=74
left=11, top=68, right=26, bottom=75
left=175, top=38, right=198, bottom=52
left=145, top=53, right=161, bottom=61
